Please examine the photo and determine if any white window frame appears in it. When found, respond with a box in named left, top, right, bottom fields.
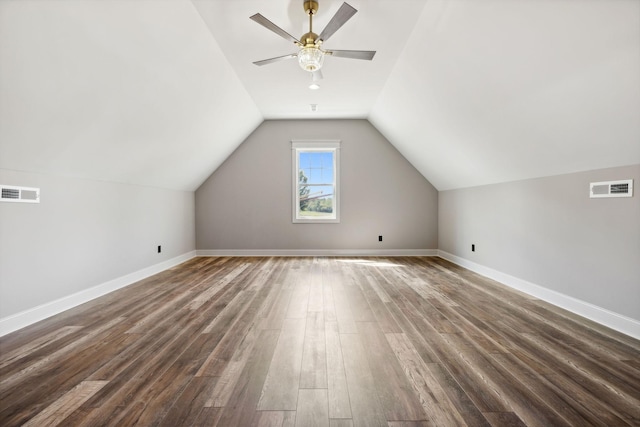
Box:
left=292, top=140, right=341, bottom=223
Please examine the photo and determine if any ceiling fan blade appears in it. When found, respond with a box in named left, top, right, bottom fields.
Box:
left=253, top=53, right=298, bottom=66
left=250, top=13, right=300, bottom=45
left=327, top=50, right=376, bottom=60
left=317, top=3, right=357, bottom=43
left=312, top=70, right=323, bottom=81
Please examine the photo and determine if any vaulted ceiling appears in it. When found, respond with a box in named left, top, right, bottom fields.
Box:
left=1, top=0, right=638, bottom=191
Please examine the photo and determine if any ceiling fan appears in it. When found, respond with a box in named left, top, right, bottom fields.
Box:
left=250, top=1, right=376, bottom=80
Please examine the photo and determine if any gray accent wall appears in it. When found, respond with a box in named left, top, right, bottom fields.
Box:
left=196, top=120, right=438, bottom=251
left=439, top=164, right=640, bottom=321
left=0, top=169, right=195, bottom=319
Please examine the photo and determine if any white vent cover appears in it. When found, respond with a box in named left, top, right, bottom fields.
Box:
left=0, top=185, right=40, bottom=203
left=589, top=179, right=633, bottom=198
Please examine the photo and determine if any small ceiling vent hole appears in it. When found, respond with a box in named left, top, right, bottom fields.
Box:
left=0, top=185, right=40, bottom=203
left=590, top=179, right=633, bottom=198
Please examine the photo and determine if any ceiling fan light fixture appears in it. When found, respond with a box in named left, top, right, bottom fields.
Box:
left=251, top=2, right=376, bottom=74
left=298, top=46, right=324, bottom=72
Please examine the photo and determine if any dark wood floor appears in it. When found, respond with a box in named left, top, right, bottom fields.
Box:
left=0, top=256, right=639, bottom=426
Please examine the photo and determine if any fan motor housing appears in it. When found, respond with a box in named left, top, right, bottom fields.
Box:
left=301, top=31, right=319, bottom=46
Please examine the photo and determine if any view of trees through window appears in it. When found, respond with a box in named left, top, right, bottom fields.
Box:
left=298, top=151, right=334, bottom=218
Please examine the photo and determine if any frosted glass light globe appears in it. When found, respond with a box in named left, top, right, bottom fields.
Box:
left=298, top=47, right=325, bottom=72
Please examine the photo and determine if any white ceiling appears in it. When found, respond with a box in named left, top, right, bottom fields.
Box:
left=1, top=0, right=638, bottom=191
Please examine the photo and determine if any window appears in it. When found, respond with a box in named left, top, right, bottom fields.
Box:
left=292, top=141, right=340, bottom=223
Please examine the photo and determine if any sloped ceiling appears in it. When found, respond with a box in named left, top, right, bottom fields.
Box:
left=370, top=0, right=640, bottom=190
left=0, top=0, right=262, bottom=191
left=0, top=0, right=638, bottom=192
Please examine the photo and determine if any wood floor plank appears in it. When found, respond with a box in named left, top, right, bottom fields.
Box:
left=440, top=332, right=574, bottom=427
left=300, top=311, right=328, bottom=389
left=286, top=269, right=311, bottom=319
left=122, top=355, right=206, bottom=425
left=307, top=259, right=324, bottom=313
left=205, top=323, right=261, bottom=407
left=0, top=328, right=137, bottom=425
left=482, top=412, right=528, bottom=427
left=387, top=422, right=435, bottom=427
left=200, top=288, right=253, bottom=335
left=340, top=332, right=387, bottom=427
left=0, top=321, right=128, bottom=425
left=321, top=259, right=338, bottom=323
left=255, top=258, right=290, bottom=322
left=1, top=256, right=638, bottom=426
left=359, top=275, right=402, bottom=333
left=491, top=352, right=630, bottom=426
left=489, top=318, right=640, bottom=422
left=156, top=376, right=220, bottom=427
left=252, top=411, right=284, bottom=426
left=519, top=331, right=640, bottom=420
left=75, top=317, right=212, bottom=425
left=296, top=388, right=330, bottom=427
left=357, top=321, right=427, bottom=422
left=382, top=285, right=510, bottom=413
left=216, top=328, right=280, bottom=426
left=257, top=318, right=307, bottom=410
left=332, top=279, right=358, bottom=334
left=186, top=262, right=250, bottom=310
left=208, top=264, right=286, bottom=396
left=0, top=326, right=83, bottom=371
left=252, top=410, right=296, bottom=426
left=22, top=380, right=108, bottom=427
left=529, top=324, right=640, bottom=399
left=191, top=407, right=223, bottom=427
left=427, top=362, right=492, bottom=427
left=367, top=271, right=440, bottom=365
left=126, top=290, right=196, bottom=334
left=261, top=264, right=297, bottom=330
left=197, top=263, right=279, bottom=377
left=325, top=321, right=352, bottom=419
left=342, top=267, right=375, bottom=323
left=385, top=332, right=471, bottom=426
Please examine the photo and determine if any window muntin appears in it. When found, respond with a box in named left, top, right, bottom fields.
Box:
left=292, top=141, right=340, bottom=223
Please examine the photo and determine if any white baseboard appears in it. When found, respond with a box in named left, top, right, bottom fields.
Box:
left=438, top=250, right=640, bottom=340
left=0, top=251, right=197, bottom=337
left=197, top=249, right=438, bottom=257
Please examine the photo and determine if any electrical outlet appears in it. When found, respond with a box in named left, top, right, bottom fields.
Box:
left=158, top=245, right=162, bottom=253
left=379, top=235, right=383, bottom=242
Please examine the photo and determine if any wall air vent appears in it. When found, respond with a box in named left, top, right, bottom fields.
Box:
left=589, top=179, right=633, bottom=198
left=0, top=185, right=40, bottom=203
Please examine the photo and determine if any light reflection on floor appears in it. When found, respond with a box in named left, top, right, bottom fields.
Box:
left=336, top=259, right=405, bottom=268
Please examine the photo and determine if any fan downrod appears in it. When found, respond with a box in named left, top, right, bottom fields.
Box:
left=302, top=1, right=320, bottom=47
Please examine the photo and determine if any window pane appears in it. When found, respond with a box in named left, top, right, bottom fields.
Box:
left=298, top=153, right=335, bottom=218
left=299, top=151, right=334, bottom=185
left=292, top=142, right=339, bottom=223
left=299, top=192, right=334, bottom=217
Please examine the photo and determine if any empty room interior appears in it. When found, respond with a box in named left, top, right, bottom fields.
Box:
left=1, top=0, right=639, bottom=426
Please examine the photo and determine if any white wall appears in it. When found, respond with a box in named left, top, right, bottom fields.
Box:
left=196, top=120, right=439, bottom=253
left=0, top=169, right=195, bottom=326
left=439, top=164, right=640, bottom=329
